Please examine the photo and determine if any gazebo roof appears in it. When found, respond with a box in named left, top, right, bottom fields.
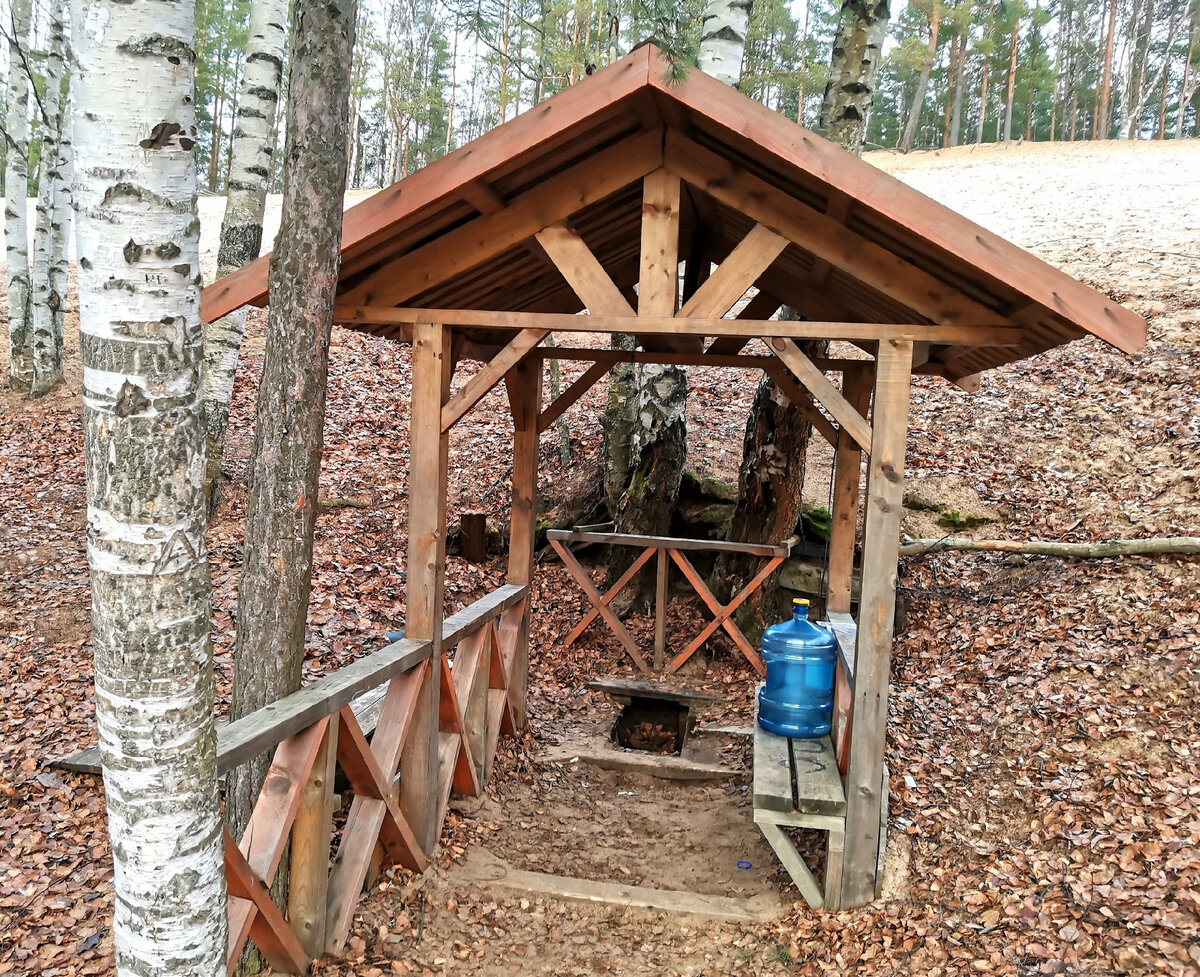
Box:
left=201, top=44, right=1145, bottom=383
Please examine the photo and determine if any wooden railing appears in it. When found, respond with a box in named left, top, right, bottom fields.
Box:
left=220, top=583, right=529, bottom=973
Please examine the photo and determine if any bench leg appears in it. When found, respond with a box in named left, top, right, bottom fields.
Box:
left=756, top=820, right=825, bottom=909
left=823, top=825, right=845, bottom=912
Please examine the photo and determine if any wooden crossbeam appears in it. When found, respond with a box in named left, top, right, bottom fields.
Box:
left=335, top=707, right=427, bottom=868
left=437, top=654, right=482, bottom=797
left=535, top=222, right=636, bottom=316
left=226, top=720, right=328, bottom=971
left=665, top=132, right=1004, bottom=329
left=335, top=307, right=1023, bottom=347
left=665, top=548, right=771, bottom=677
left=224, top=829, right=310, bottom=976
left=441, top=328, right=548, bottom=432
left=561, top=544, right=657, bottom=646
left=705, top=290, right=782, bottom=357
left=678, top=225, right=788, bottom=319
left=537, top=360, right=608, bottom=433
left=810, top=191, right=854, bottom=288
left=768, top=338, right=872, bottom=453
left=549, top=538, right=651, bottom=673
left=762, top=360, right=839, bottom=447
left=488, top=617, right=518, bottom=737
left=335, top=129, right=663, bottom=309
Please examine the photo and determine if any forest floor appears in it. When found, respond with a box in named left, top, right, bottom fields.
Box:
left=1, top=138, right=1198, bottom=976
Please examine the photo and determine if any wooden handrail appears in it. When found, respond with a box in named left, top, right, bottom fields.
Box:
left=547, top=528, right=794, bottom=559
left=218, top=583, right=529, bottom=775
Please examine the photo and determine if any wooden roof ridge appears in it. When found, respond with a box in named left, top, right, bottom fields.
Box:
left=200, top=43, right=1146, bottom=365
left=200, top=46, right=655, bottom=322
left=642, top=53, right=1144, bottom=355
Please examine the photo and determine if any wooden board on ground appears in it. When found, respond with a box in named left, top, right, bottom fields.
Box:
left=537, top=741, right=736, bottom=782
left=454, top=848, right=784, bottom=922
left=586, top=677, right=721, bottom=709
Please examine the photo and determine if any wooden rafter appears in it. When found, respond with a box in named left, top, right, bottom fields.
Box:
left=678, top=224, right=788, bottom=319
left=534, top=222, right=636, bottom=315
left=705, top=290, right=782, bottom=357
left=665, top=132, right=1002, bottom=329
left=762, top=360, right=839, bottom=447
left=537, top=360, right=609, bottom=433
left=335, top=129, right=664, bottom=310
left=442, top=328, right=548, bottom=432
left=767, top=339, right=872, bottom=452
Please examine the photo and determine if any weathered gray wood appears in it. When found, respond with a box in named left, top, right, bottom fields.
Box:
left=842, top=339, right=913, bottom=908
left=548, top=528, right=791, bottom=558
left=826, top=611, right=858, bottom=685
left=752, top=724, right=846, bottom=818
left=56, top=586, right=528, bottom=778
left=455, top=849, right=784, bottom=922
left=755, top=820, right=826, bottom=909
left=216, top=638, right=431, bottom=776
left=586, top=677, right=720, bottom=709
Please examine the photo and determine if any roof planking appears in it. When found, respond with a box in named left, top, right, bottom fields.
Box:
left=201, top=44, right=1145, bottom=381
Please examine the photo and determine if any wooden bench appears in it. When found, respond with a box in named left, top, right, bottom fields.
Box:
left=752, top=702, right=847, bottom=910
left=752, top=613, right=889, bottom=910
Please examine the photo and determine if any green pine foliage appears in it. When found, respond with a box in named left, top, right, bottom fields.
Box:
left=178, top=0, right=1200, bottom=194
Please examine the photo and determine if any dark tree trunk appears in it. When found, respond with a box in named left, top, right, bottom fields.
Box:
left=604, top=353, right=688, bottom=614
left=226, top=0, right=357, bottom=840
left=711, top=368, right=814, bottom=643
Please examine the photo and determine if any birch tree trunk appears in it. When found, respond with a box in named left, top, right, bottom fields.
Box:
left=818, top=1, right=892, bottom=153
left=200, top=0, right=290, bottom=508
left=5, top=0, right=34, bottom=392
left=697, top=0, right=753, bottom=86
left=50, top=66, right=74, bottom=353
left=29, top=9, right=66, bottom=397
left=226, top=0, right=357, bottom=841
left=72, top=0, right=227, bottom=970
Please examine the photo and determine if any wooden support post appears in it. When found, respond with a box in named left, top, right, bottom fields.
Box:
left=287, top=718, right=338, bottom=958
left=654, top=548, right=668, bottom=671
left=506, top=355, right=541, bottom=727
left=401, top=320, right=452, bottom=855
left=841, top=339, right=913, bottom=908
left=826, top=364, right=873, bottom=614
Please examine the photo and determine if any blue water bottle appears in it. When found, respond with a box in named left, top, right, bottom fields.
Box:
left=757, top=598, right=837, bottom=738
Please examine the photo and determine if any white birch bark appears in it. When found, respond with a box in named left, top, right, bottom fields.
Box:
left=29, top=8, right=66, bottom=397
left=5, top=0, right=33, bottom=391
left=697, top=0, right=754, bottom=87
left=72, top=0, right=227, bottom=970
left=50, top=62, right=74, bottom=351
left=818, top=1, right=892, bottom=154
left=200, top=0, right=289, bottom=502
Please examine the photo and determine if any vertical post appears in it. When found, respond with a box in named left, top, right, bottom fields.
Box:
left=288, top=718, right=338, bottom=958
left=827, top=364, right=873, bottom=615
left=401, top=320, right=451, bottom=855
left=639, top=169, right=681, bottom=316
left=841, top=339, right=912, bottom=908
left=505, top=355, right=541, bottom=727
left=653, top=547, right=668, bottom=671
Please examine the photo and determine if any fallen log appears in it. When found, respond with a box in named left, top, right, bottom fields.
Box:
left=899, top=536, right=1200, bottom=559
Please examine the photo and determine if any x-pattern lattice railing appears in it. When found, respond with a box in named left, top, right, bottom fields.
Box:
left=220, top=585, right=528, bottom=972
left=548, top=529, right=794, bottom=676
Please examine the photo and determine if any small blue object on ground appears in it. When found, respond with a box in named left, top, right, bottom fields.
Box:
left=737, top=860, right=752, bottom=870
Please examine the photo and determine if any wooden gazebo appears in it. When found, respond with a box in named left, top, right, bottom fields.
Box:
left=201, top=45, right=1145, bottom=969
